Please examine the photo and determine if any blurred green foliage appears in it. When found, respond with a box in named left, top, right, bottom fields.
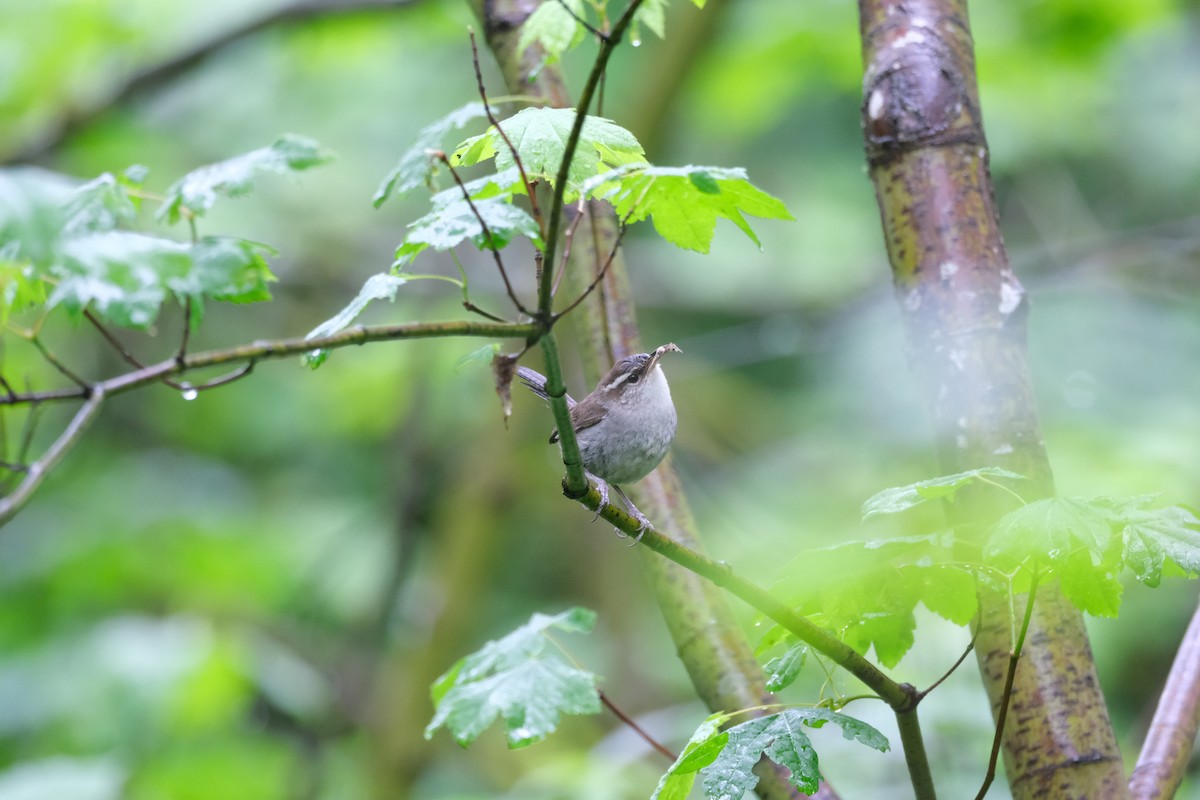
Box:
left=2, top=0, right=1200, bottom=798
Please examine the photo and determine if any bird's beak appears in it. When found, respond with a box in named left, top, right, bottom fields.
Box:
left=646, top=342, right=681, bottom=371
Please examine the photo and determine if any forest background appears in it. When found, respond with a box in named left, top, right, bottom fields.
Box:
left=2, top=0, right=1199, bottom=798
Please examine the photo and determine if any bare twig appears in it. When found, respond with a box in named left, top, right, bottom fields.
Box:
left=0, top=319, right=539, bottom=407
left=553, top=218, right=627, bottom=321
left=919, top=625, right=980, bottom=698
left=1129, top=594, right=1200, bottom=799
left=598, top=690, right=676, bottom=762
left=468, top=31, right=545, bottom=241
left=551, top=199, right=588, bottom=299
left=29, top=335, right=89, bottom=388
left=0, top=386, right=105, bottom=526
left=462, top=301, right=507, bottom=322
left=1, top=403, right=45, bottom=493
left=186, top=361, right=256, bottom=391
left=435, top=151, right=530, bottom=316
left=85, top=310, right=144, bottom=370
left=554, top=0, right=607, bottom=41
left=85, top=308, right=223, bottom=394
left=975, top=571, right=1041, bottom=800
left=178, top=297, right=194, bottom=362
left=0, top=374, right=18, bottom=401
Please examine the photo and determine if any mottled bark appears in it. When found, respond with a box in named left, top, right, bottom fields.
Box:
left=857, top=0, right=1127, bottom=796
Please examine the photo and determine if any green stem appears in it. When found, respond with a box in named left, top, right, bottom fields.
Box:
left=536, top=332, right=587, bottom=494
left=897, top=709, right=937, bottom=800
left=564, top=481, right=935, bottom=797
left=536, top=0, right=647, bottom=318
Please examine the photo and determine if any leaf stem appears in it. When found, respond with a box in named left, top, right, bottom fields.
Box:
left=976, top=475, right=1028, bottom=507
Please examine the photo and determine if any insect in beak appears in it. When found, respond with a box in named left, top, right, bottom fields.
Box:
left=646, top=342, right=681, bottom=372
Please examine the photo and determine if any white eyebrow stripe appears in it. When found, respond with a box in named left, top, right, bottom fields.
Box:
left=604, top=370, right=634, bottom=391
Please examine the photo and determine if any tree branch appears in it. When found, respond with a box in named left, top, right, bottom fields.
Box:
left=6, top=0, right=421, bottom=164
left=1129, top=594, right=1200, bottom=799
left=1, top=319, right=538, bottom=406
left=0, top=386, right=105, bottom=526
left=567, top=478, right=933, bottom=799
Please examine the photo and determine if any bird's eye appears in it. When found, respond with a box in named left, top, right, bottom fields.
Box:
left=627, top=373, right=640, bottom=384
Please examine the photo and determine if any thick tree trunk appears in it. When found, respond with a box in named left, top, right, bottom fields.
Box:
left=856, top=1, right=1127, bottom=796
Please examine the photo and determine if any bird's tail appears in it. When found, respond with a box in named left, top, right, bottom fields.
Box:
left=516, top=366, right=577, bottom=408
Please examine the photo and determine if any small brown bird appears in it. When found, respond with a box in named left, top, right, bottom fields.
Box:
left=517, top=343, right=681, bottom=535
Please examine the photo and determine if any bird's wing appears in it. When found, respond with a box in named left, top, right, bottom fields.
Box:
left=549, top=401, right=605, bottom=444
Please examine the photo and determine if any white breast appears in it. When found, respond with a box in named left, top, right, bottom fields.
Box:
left=577, top=365, right=677, bottom=485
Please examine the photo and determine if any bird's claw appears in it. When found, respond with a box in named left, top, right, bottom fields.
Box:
left=626, top=513, right=652, bottom=547
left=590, top=479, right=610, bottom=522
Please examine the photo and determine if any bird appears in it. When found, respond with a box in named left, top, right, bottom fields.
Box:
left=516, top=343, right=681, bottom=539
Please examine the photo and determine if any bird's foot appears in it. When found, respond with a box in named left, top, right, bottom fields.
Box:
left=625, top=510, right=652, bottom=547
left=589, top=475, right=610, bottom=522
left=609, top=484, right=652, bottom=545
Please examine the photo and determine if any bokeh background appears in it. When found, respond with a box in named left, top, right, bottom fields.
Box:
left=2, top=0, right=1199, bottom=797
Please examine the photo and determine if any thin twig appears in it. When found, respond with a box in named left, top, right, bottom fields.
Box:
left=598, top=690, right=676, bottom=762
left=551, top=200, right=588, bottom=299
left=537, top=0, right=648, bottom=318
left=0, top=319, right=539, bottom=407
left=29, top=335, right=89, bottom=388
left=462, top=301, right=507, bottom=322
left=553, top=219, right=627, bottom=321
left=468, top=31, right=545, bottom=242
left=187, top=361, right=256, bottom=391
left=85, top=307, right=218, bottom=394
left=555, top=0, right=607, bottom=41
left=14, top=404, right=44, bottom=472
left=975, top=570, right=1041, bottom=800
left=434, top=152, right=530, bottom=316
left=85, top=310, right=144, bottom=370
left=0, top=386, right=105, bottom=526
left=178, top=296, right=194, bottom=362
left=919, top=625, right=980, bottom=698
left=2, top=403, right=44, bottom=494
